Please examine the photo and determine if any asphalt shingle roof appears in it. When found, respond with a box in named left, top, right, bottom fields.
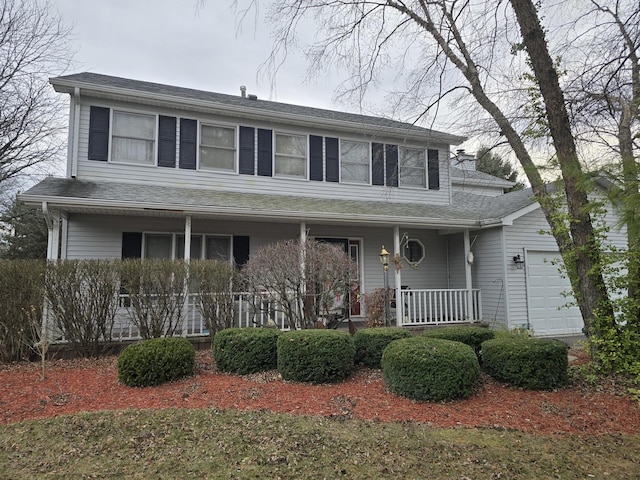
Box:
left=51, top=72, right=464, bottom=142
left=21, top=177, right=537, bottom=229
left=450, top=167, right=515, bottom=187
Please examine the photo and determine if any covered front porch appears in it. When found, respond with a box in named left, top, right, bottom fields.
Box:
left=26, top=178, right=487, bottom=339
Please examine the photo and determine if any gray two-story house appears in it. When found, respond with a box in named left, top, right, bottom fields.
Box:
left=21, top=72, right=604, bottom=338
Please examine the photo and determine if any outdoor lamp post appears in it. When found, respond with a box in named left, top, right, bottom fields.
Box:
left=379, top=246, right=391, bottom=326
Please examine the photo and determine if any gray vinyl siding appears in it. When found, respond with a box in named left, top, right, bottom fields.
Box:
left=74, top=98, right=452, bottom=206
left=469, top=228, right=507, bottom=327
left=446, top=234, right=466, bottom=289
left=504, top=208, right=561, bottom=329
left=65, top=214, right=300, bottom=260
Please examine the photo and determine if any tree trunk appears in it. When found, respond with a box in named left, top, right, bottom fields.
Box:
left=509, top=0, right=615, bottom=335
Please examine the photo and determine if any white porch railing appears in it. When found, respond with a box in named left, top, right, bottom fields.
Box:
left=110, top=292, right=292, bottom=341
left=55, top=289, right=483, bottom=343
left=398, top=289, right=482, bottom=326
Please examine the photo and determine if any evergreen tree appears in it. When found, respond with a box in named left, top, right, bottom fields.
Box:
left=0, top=196, right=47, bottom=259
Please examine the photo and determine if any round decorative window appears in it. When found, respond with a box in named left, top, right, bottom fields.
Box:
left=403, top=239, right=425, bottom=265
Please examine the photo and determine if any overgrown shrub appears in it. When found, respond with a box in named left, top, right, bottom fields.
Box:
left=481, top=337, right=568, bottom=390
left=242, top=239, right=358, bottom=329
left=277, top=330, right=355, bottom=383
left=422, top=326, right=495, bottom=358
left=44, top=260, right=120, bottom=357
left=117, top=337, right=195, bottom=387
left=213, top=328, right=281, bottom=374
left=382, top=336, right=480, bottom=401
left=189, top=260, right=239, bottom=338
left=362, top=288, right=390, bottom=328
left=119, top=259, right=188, bottom=339
left=353, top=327, right=412, bottom=368
left=0, top=260, right=45, bottom=362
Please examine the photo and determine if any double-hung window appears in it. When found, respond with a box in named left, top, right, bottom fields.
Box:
left=200, top=124, right=236, bottom=171
left=143, top=233, right=230, bottom=261
left=144, top=234, right=172, bottom=259
left=112, top=111, right=156, bottom=165
left=399, top=147, right=426, bottom=188
left=274, top=133, right=307, bottom=178
left=340, top=140, right=369, bottom=184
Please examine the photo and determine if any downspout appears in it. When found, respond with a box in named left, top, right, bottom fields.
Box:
left=70, top=87, right=81, bottom=179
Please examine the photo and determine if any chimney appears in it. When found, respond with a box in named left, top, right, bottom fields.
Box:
left=240, top=85, right=246, bottom=98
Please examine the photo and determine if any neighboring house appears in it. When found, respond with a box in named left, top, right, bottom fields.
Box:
left=19, top=72, right=622, bottom=338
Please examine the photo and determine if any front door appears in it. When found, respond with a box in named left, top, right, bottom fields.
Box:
left=315, top=237, right=362, bottom=317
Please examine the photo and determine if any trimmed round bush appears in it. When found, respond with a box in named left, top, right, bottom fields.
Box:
left=422, top=326, right=495, bottom=358
left=118, top=338, right=195, bottom=387
left=353, top=327, right=413, bottom=368
left=277, top=330, right=355, bottom=383
left=382, top=336, right=480, bottom=401
left=214, top=327, right=281, bottom=374
left=481, top=337, right=568, bottom=390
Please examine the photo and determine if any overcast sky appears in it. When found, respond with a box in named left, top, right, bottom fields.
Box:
left=55, top=0, right=345, bottom=111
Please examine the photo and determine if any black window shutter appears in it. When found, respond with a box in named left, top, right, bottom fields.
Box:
left=428, top=149, right=440, bottom=190
left=88, top=106, right=110, bottom=161
left=179, top=118, right=197, bottom=170
left=309, top=135, right=323, bottom=181
left=158, top=116, right=176, bottom=167
left=233, top=236, right=250, bottom=269
left=385, top=144, right=398, bottom=187
left=372, top=142, right=385, bottom=186
left=325, top=137, right=339, bottom=182
left=257, top=128, right=272, bottom=176
left=239, top=126, right=255, bottom=175
left=122, top=232, right=142, bottom=259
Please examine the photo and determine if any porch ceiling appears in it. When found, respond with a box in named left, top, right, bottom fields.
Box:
left=20, top=177, right=511, bottom=230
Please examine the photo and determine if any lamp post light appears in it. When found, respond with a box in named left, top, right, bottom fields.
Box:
left=379, top=245, right=391, bottom=327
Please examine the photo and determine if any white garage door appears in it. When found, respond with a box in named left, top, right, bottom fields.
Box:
left=526, top=251, right=584, bottom=336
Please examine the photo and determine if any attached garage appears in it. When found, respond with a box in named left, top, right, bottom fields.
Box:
left=526, top=250, right=584, bottom=336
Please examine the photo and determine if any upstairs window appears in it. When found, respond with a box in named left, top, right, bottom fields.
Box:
left=399, top=148, right=426, bottom=188
left=275, top=133, right=307, bottom=178
left=200, top=124, right=236, bottom=171
left=340, top=140, right=369, bottom=184
left=112, top=111, right=156, bottom=165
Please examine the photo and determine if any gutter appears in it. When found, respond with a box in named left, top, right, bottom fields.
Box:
left=20, top=193, right=484, bottom=230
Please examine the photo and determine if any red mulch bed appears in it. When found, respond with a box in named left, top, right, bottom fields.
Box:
left=1, top=349, right=638, bottom=436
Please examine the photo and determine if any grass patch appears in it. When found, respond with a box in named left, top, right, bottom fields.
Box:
left=1, top=409, right=639, bottom=479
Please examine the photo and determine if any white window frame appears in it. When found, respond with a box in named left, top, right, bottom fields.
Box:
left=399, top=147, right=426, bottom=188
left=340, top=139, right=370, bottom=185
left=198, top=122, right=237, bottom=172
left=110, top=109, right=157, bottom=166
left=142, top=233, right=232, bottom=263
left=274, top=131, right=308, bottom=179
left=402, top=238, right=425, bottom=265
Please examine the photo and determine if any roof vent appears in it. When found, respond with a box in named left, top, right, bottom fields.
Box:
left=240, top=85, right=246, bottom=98
left=248, top=94, right=258, bottom=100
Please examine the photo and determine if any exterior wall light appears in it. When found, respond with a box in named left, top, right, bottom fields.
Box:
left=513, top=254, right=525, bottom=269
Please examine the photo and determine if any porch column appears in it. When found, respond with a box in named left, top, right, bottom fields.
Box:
left=184, top=215, right=192, bottom=261
left=464, top=230, right=473, bottom=321
left=182, top=215, right=192, bottom=337
left=393, top=226, right=402, bottom=326
left=299, top=222, right=307, bottom=329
